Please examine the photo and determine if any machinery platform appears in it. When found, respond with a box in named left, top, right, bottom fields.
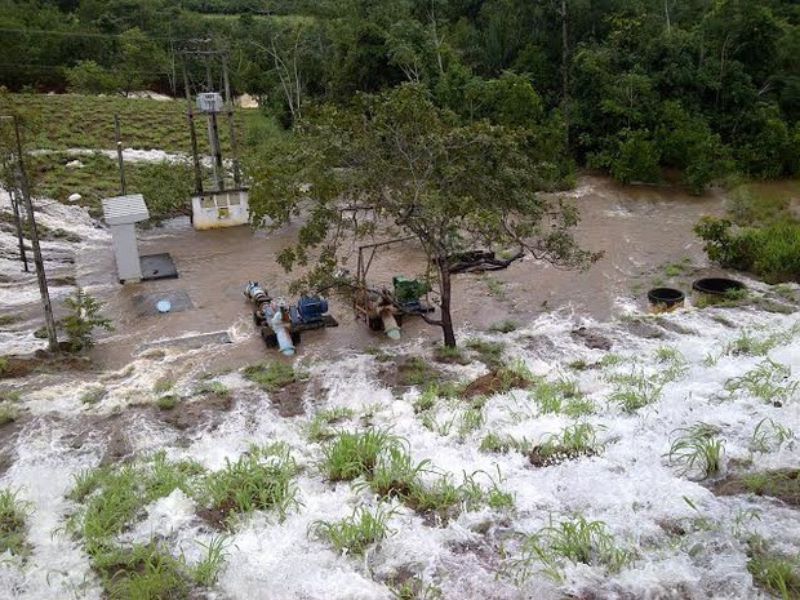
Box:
left=140, top=253, right=178, bottom=281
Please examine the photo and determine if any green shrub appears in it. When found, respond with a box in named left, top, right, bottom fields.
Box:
left=156, top=395, right=179, bottom=410
left=695, top=217, right=800, bottom=283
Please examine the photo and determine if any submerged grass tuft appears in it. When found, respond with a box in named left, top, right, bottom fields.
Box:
left=322, top=429, right=405, bottom=482
left=750, top=418, right=795, bottom=453
left=465, top=339, right=505, bottom=369
left=488, top=319, right=518, bottom=334
left=530, top=423, right=603, bottom=467
left=725, top=359, right=798, bottom=404
left=666, top=423, right=724, bottom=480
left=532, top=376, right=593, bottom=417
left=747, top=537, right=800, bottom=599
left=244, top=361, right=301, bottom=391
left=0, top=488, right=31, bottom=557
left=202, top=443, right=299, bottom=522
left=510, top=515, right=634, bottom=583
left=310, top=505, right=394, bottom=556
left=307, top=407, right=354, bottom=442
left=606, top=369, right=664, bottom=413
left=195, top=380, right=231, bottom=399
left=66, top=452, right=219, bottom=597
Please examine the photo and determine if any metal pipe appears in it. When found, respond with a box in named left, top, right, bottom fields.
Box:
left=269, top=307, right=295, bottom=356
left=244, top=282, right=295, bottom=355
left=380, top=307, right=401, bottom=340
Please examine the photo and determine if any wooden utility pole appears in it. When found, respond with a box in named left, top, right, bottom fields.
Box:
left=221, top=54, right=242, bottom=188
left=9, top=187, right=28, bottom=272
left=182, top=61, right=204, bottom=196
left=114, top=114, right=127, bottom=195
left=4, top=115, right=58, bottom=352
left=204, top=57, right=224, bottom=191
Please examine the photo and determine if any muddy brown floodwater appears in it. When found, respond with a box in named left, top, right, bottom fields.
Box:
left=77, top=174, right=726, bottom=371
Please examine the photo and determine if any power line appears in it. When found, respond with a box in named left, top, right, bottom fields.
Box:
left=0, top=62, right=174, bottom=76
left=0, top=26, right=207, bottom=43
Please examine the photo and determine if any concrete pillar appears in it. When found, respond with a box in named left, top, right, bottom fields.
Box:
left=101, top=194, right=150, bottom=284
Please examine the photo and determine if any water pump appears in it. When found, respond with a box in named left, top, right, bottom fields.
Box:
left=244, top=281, right=338, bottom=354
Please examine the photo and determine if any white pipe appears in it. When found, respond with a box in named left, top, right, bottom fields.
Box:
left=270, top=310, right=295, bottom=356
left=380, top=309, right=401, bottom=340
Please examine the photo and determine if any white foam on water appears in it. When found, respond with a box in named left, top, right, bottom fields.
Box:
left=0, top=420, right=102, bottom=599
left=1, top=301, right=799, bottom=598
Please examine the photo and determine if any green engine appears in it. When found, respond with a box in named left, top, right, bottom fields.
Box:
left=392, top=276, right=429, bottom=309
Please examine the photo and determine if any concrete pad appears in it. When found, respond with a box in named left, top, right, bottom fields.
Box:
left=137, top=330, right=231, bottom=352
left=132, top=289, right=194, bottom=317
left=140, top=253, right=178, bottom=281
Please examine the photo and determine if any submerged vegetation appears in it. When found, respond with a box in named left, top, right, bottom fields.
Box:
left=510, top=516, right=634, bottom=583
left=201, top=443, right=299, bottom=523
left=66, top=453, right=224, bottom=597
left=243, top=361, right=302, bottom=392
left=0, top=489, right=31, bottom=557
left=2, top=1, right=800, bottom=597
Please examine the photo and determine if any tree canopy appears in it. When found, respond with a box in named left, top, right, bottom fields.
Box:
left=1, top=0, right=799, bottom=187
left=249, top=84, right=599, bottom=346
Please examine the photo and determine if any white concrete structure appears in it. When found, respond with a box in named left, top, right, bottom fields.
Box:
left=102, top=194, right=150, bottom=283
left=191, top=189, right=250, bottom=230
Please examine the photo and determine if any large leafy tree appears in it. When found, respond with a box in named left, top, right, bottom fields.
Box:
left=249, top=84, right=598, bottom=347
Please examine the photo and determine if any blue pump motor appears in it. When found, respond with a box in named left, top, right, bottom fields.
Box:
left=295, top=295, right=328, bottom=323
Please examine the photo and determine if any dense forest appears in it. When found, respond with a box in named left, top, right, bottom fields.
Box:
left=1, top=0, right=799, bottom=191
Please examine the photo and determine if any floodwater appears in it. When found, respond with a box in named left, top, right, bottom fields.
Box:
left=68, top=174, right=726, bottom=371
left=1, top=175, right=800, bottom=600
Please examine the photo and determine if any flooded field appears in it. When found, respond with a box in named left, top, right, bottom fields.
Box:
left=0, top=176, right=799, bottom=599
left=3, top=174, right=730, bottom=368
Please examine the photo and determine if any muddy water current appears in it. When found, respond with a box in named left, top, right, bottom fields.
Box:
left=56, top=174, right=727, bottom=371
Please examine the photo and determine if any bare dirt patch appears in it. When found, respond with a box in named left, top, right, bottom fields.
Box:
left=712, top=469, right=800, bottom=507
left=158, top=393, right=235, bottom=430
left=571, top=327, right=613, bottom=350
left=528, top=446, right=597, bottom=468
left=462, top=370, right=532, bottom=400
left=0, top=353, right=92, bottom=380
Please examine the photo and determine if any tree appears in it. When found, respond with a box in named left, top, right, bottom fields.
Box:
left=116, top=27, right=167, bottom=96
left=249, top=84, right=599, bottom=347
left=62, top=288, right=113, bottom=352
left=65, top=60, right=120, bottom=94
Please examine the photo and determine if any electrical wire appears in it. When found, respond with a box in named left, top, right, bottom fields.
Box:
left=0, top=26, right=207, bottom=43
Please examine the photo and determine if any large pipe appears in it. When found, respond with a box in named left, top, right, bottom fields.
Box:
left=379, top=306, right=401, bottom=340
left=269, top=305, right=295, bottom=356
left=244, top=282, right=295, bottom=355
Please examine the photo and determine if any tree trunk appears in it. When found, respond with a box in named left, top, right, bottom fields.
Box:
left=438, top=263, right=457, bottom=347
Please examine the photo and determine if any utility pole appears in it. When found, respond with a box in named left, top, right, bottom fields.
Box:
left=221, top=53, right=242, bottom=188
left=204, top=56, right=224, bottom=191
left=3, top=115, right=58, bottom=352
left=114, top=114, right=127, bottom=195
left=9, top=187, right=28, bottom=272
left=182, top=60, right=204, bottom=196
